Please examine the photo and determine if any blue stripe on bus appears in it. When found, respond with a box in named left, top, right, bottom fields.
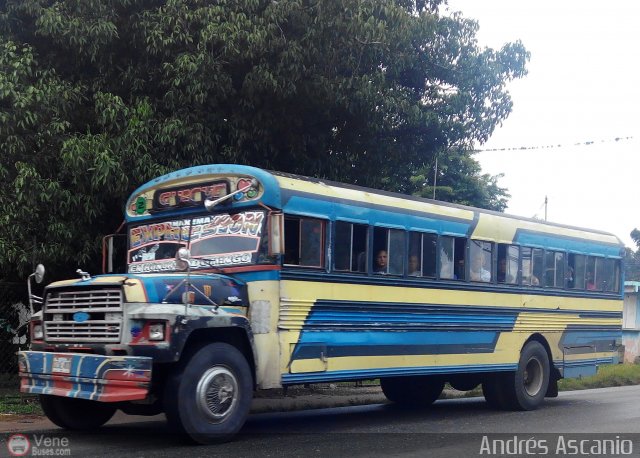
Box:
left=559, top=329, right=621, bottom=352
left=282, top=363, right=519, bottom=384
left=282, top=194, right=472, bottom=235
left=232, top=271, right=280, bottom=282
left=291, top=302, right=516, bottom=360
left=292, top=330, right=500, bottom=360
left=514, top=230, right=622, bottom=257
left=288, top=301, right=621, bottom=362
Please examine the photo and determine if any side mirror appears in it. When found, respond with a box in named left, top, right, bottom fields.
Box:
left=27, top=264, right=46, bottom=315
left=176, top=247, right=191, bottom=271
left=268, top=213, right=284, bottom=256
left=34, top=264, right=45, bottom=284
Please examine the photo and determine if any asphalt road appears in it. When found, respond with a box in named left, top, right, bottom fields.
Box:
left=4, top=386, right=640, bottom=457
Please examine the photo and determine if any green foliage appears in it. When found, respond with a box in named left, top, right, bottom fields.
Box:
left=557, top=364, right=640, bottom=391
left=409, top=149, right=510, bottom=211
left=625, top=231, right=640, bottom=281
left=0, top=0, right=528, bottom=279
left=632, top=229, right=640, bottom=250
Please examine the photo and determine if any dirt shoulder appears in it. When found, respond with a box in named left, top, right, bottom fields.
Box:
left=251, top=384, right=388, bottom=413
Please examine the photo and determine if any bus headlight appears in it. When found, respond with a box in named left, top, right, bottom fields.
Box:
left=32, top=323, right=44, bottom=340
left=149, top=323, right=165, bottom=341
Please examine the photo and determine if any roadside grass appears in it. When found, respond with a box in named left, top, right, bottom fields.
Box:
left=453, top=363, right=640, bottom=398
left=558, top=363, right=640, bottom=391
left=0, top=392, right=41, bottom=416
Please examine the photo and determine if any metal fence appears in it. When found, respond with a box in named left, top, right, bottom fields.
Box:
left=0, top=282, right=30, bottom=389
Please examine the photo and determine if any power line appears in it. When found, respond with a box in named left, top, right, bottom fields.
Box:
left=474, top=135, right=635, bottom=153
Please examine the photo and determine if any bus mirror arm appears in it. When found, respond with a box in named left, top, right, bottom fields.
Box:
left=204, top=180, right=257, bottom=211
left=27, top=264, right=45, bottom=316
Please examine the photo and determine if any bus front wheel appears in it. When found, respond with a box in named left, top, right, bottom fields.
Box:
left=501, top=340, right=550, bottom=411
left=381, top=376, right=444, bottom=407
left=164, top=342, right=253, bottom=444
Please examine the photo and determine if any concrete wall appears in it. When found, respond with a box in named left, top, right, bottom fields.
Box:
left=623, top=282, right=640, bottom=363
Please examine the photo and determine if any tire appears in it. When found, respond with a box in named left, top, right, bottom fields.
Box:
left=380, top=376, right=444, bottom=407
left=164, top=342, right=253, bottom=444
left=39, top=395, right=116, bottom=430
left=501, top=341, right=550, bottom=411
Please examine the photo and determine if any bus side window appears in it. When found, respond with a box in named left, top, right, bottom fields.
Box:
left=522, top=247, right=540, bottom=286
left=544, top=251, right=564, bottom=287
left=408, top=232, right=423, bottom=277
left=373, top=227, right=405, bottom=275
left=334, top=221, right=368, bottom=273
left=470, top=240, right=492, bottom=283
left=408, top=232, right=437, bottom=278
left=569, top=253, right=585, bottom=289
left=440, top=236, right=466, bottom=280
left=532, top=249, right=544, bottom=286
left=422, top=233, right=437, bottom=277
left=586, top=256, right=597, bottom=290
left=595, top=257, right=618, bottom=291
left=497, top=244, right=518, bottom=285
left=607, top=259, right=621, bottom=292
left=284, top=218, right=300, bottom=265
left=595, top=258, right=607, bottom=291
left=284, top=217, right=325, bottom=267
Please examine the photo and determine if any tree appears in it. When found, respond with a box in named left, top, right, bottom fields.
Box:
left=625, top=230, right=640, bottom=282
left=409, top=148, right=510, bottom=212
left=0, top=0, right=528, bottom=279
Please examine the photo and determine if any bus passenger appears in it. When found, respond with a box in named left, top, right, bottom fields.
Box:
left=497, top=258, right=515, bottom=283
left=374, top=250, right=388, bottom=273
left=408, top=254, right=421, bottom=276
left=470, top=253, right=490, bottom=282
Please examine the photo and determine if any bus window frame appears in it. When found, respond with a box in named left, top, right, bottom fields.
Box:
left=283, top=216, right=327, bottom=269
left=407, top=230, right=438, bottom=279
left=372, top=225, right=406, bottom=277
left=497, top=243, right=520, bottom=286
left=333, top=219, right=369, bottom=274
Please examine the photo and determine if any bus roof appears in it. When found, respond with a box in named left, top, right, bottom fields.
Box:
left=125, top=164, right=624, bottom=255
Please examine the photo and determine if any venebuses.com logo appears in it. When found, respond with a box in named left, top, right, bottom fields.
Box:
left=6, top=434, right=30, bottom=456
left=5, top=433, right=71, bottom=456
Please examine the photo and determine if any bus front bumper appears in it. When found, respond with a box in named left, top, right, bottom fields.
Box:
left=18, top=351, right=152, bottom=402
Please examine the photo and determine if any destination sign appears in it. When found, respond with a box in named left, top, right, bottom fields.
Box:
left=152, top=181, right=229, bottom=212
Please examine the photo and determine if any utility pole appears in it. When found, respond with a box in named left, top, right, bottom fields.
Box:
left=433, top=156, right=437, bottom=200
left=544, top=196, right=548, bottom=221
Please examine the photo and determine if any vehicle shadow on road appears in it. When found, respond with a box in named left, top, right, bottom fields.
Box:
left=19, top=396, right=579, bottom=456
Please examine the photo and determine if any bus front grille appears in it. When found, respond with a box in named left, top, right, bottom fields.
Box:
left=43, top=288, right=123, bottom=343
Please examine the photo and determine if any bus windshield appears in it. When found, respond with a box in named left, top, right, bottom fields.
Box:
left=127, top=209, right=268, bottom=273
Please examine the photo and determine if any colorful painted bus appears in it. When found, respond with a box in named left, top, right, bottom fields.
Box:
left=19, top=164, right=624, bottom=443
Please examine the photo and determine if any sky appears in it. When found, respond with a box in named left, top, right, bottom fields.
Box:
left=445, top=1, right=640, bottom=248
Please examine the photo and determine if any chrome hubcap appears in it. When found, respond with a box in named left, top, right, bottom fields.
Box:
left=195, top=366, right=238, bottom=423
left=523, top=357, right=543, bottom=396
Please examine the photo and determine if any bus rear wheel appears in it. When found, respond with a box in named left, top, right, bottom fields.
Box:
left=501, top=341, right=550, bottom=411
left=381, top=376, right=444, bottom=407
left=39, top=395, right=116, bottom=430
left=164, top=342, right=253, bottom=444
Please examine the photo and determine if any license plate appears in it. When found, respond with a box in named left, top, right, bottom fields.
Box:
left=52, top=356, right=72, bottom=375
